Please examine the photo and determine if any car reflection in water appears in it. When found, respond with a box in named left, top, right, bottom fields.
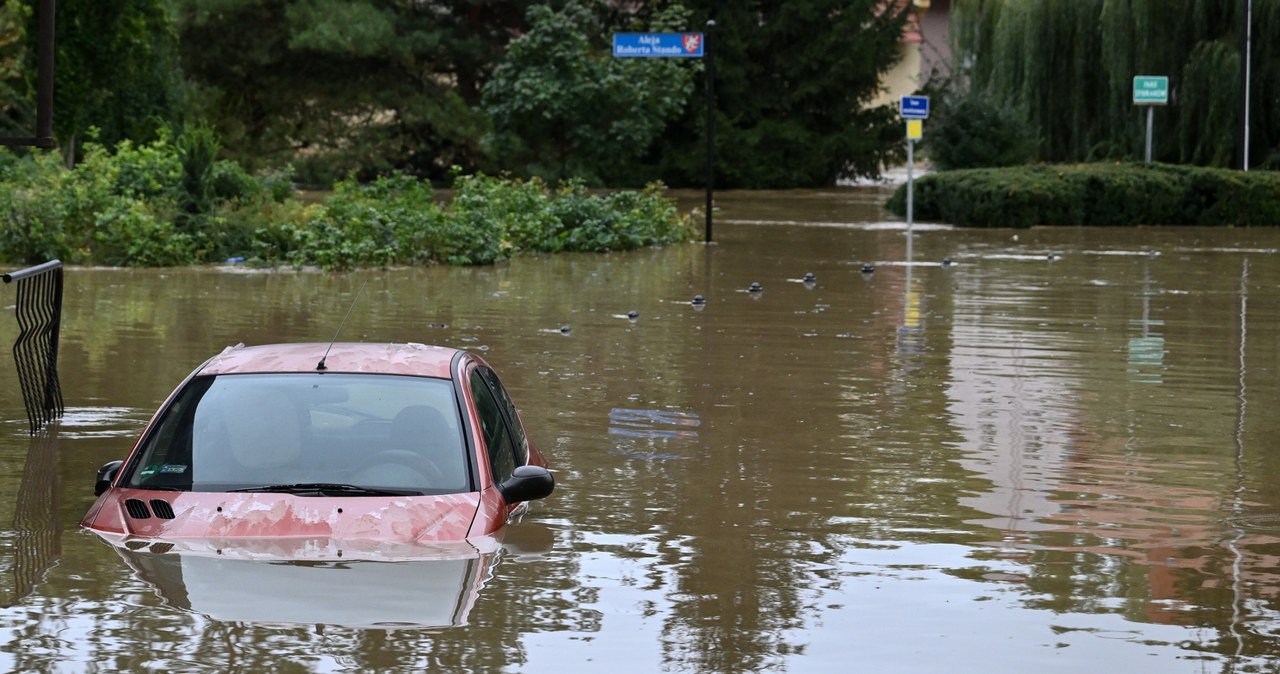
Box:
left=103, top=524, right=554, bottom=630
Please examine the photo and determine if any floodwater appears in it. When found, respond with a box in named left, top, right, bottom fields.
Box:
left=2, top=186, right=1280, bottom=673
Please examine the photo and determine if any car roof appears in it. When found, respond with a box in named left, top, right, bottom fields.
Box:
left=197, top=342, right=461, bottom=379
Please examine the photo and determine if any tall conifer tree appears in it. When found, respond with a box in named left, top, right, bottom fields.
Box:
left=176, top=0, right=533, bottom=182
left=653, top=0, right=911, bottom=188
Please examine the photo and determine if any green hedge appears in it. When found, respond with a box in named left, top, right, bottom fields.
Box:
left=885, top=163, right=1280, bottom=228
left=0, top=135, right=694, bottom=269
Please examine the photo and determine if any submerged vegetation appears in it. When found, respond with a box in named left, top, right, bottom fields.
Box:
left=886, top=163, right=1280, bottom=228
left=0, top=131, right=693, bottom=270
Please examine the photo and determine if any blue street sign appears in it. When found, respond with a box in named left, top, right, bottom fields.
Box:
left=900, top=95, right=929, bottom=119
left=613, top=33, right=705, bottom=58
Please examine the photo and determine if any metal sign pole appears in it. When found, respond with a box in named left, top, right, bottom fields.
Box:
left=1242, top=0, right=1253, bottom=171
left=704, top=20, right=716, bottom=243
left=907, top=136, right=915, bottom=236
left=906, top=132, right=915, bottom=266
left=610, top=29, right=711, bottom=238
left=1133, top=76, right=1167, bottom=164
left=899, top=96, right=926, bottom=265
left=1145, top=106, right=1154, bottom=164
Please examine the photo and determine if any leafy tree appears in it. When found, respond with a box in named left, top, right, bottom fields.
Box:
left=46, top=0, right=185, bottom=162
left=175, top=0, right=535, bottom=184
left=480, top=1, right=698, bottom=185
left=174, top=0, right=914, bottom=188
left=653, top=0, right=912, bottom=188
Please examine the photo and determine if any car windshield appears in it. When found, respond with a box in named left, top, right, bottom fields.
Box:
left=124, top=373, right=471, bottom=495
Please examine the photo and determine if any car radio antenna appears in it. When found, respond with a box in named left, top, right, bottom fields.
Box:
left=317, top=280, right=368, bottom=371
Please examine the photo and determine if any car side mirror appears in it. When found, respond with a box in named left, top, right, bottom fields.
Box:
left=498, top=465, right=555, bottom=503
left=95, top=460, right=124, bottom=496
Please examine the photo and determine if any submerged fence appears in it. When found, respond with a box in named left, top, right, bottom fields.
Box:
left=3, top=260, right=64, bottom=434
left=1, top=427, right=60, bottom=608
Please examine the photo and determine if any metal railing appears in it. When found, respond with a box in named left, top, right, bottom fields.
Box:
left=3, top=260, right=64, bottom=434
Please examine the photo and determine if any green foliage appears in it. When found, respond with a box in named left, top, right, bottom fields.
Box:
left=172, top=0, right=913, bottom=188
left=281, top=170, right=694, bottom=268
left=885, top=163, right=1280, bottom=228
left=92, top=203, right=194, bottom=267
left=0, top=129, right=299, bottom=266
left=923, top=94, right=1039, bottom=170
left=951, top=0, right=1280, bottom=167
left=291, top=173, right=441, bottom=270
left=0, top=138, right=182, bottom=264
left=0, top=130, right=693, bottom=269
left=657, top=0, right=911, bottom=188
left=174, top=0, right=524, bottom=182
left=0, top=0, right=33, bottom=139
left=437, top=173, right=525, bottom=265
left=481, top=1, right=698, bottom=185
left=88, top=133, right=183, bottom=202
left=551, top=181, right=693, bottom=252
left=0, top=151, right=72, bottom=263
left=1176, top=40, right=1240, bottom=166
left=285, top=0, right=396, bottom=57
left=47, top=0, right=185, bottom=158
left=177, top=124, right=221, bottom=217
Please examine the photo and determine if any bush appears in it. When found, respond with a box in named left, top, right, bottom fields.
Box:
left=93, top=202, right=195, bottom=267
left=287, top=173, right=442, bottom=270
left=234, top=170, right=693, bottom=269
left=0, top=138, right=693, bottom=269
left=437, top=172, right=693, bottom=262
left=886, top=163, right=1280, bottom=227
left=177, top=124, right=220, bottom=217
left=0, top=152, right=75, bottom=264
left=923, top=96, right=1039, bottom=171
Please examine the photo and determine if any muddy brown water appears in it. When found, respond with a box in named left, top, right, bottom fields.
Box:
left=1, top=187, right=1279, bottom=672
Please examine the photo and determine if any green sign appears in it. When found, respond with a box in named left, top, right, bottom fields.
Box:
left=1133, top=76, right=1169, bottom=105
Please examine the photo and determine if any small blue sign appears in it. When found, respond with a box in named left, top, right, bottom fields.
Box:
left=613, top=33, right=705, bottom=58
left=900, top=95, right=930, bottom=119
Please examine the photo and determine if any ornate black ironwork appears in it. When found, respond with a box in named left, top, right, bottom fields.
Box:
left=3, top=260, right=64, bottom=434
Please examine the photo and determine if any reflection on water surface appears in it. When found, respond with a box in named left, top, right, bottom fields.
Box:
left=2, top=188, right=1280, bottom=672
left=114, top=539, right=501, bottom=630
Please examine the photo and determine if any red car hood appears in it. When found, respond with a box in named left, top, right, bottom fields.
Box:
left=82, top=488, right=483, bottom=544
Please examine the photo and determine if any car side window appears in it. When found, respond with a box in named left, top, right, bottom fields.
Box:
left=471, top=370, right=517, bottom=484
left=477, top=367, right=529, bottom=465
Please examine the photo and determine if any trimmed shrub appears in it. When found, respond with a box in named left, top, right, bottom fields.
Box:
left=886, top=163, right=1280, bottom=227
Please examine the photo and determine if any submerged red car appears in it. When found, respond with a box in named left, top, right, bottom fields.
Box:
left=81, top=342, right=554, bottom=545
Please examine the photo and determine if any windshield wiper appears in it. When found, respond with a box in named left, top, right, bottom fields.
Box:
left=230, top=483, right=422, bottom=496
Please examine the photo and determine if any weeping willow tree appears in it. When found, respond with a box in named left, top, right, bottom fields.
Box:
left=1252, top=1, right=1280, bottom=167
left=951, top=0, right=1277, bottom=168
